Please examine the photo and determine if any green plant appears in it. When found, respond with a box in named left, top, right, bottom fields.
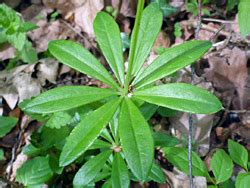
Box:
left=150, top=0, right=177, bottom=17
left=238, top=0, right=250, bottom=37
left=0, top=116, right=18, bottom=137
left=17, top=0, right=222, bottom=187
left=164, top=139, right=250, bottom=187
left=186, top=0, right=211, bottom=16
left=0, top=3, right=37, bottom=64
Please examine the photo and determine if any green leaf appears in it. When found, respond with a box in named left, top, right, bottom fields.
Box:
left=0, top=116, right=17, bottom=137
left=73, top=151, right=112, bottom=187
left=112, top=153, right=130, bottom=188
left=40, top=126, right=70, bottom=149
left=211, top=149, right=233, bottom=184
left=94, top=12, right=124, bottom=85
left=23, top=22, right=39, bottom=32
left=163, top=147, right=210, bottom=178
left=0, top=149, right=4, bottom=160
left=45, top=111, right=72, bottom=129
left=131, top=3, right=163, bottom=77
left=140, top=102, right=158, bottom=121
left=19, top=86, right=117, bottom=114
left=60, top=98, right=121, bottom=166
left=119, top=98, right=154, bottom=181
left=22, top=144, right=43, bottom=157
left=89, top=139, right=112, bottom=150
left=227, top=0, right=238, bottom=11
left=150, top=0, right=177, bottom=17
left=157, top=107, right=177, bottom=117
left=48, top=40, right=120, bottom=90
left=16, top=156, right=53, bottom=186
left=219, top=180, right=235, bottom=188
left=238, top=0, right=250, bottom=37
left=153, top=132, right=179, bottom=147
left=121, top=32, right=130, bottom=51
left=7, top=32, right=26, bottom=51
left=133, top=83, right=222, bottom=114
left=228, top=139, right=248, bottom=170
left=236, top=173, right=250, bottom=188
left=174, top=22, right=182, bottom=38
left=133, top=40, right=212, bottom=88
left=102, top=178, right=112, bottom=188
left=18, top=41, right=38, bottom=63
left=148, top=162, right=166, bottom=183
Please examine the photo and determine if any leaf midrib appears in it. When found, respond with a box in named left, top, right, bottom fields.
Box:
left=127, top=101, right=144, bottom=178
left=135, top=42, right=208, bottom=86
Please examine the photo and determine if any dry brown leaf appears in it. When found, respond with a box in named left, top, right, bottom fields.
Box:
left=153, top=31, right=171, bottom=52
left=164, top=168, right=207, bottom=188
left=74, top=0, right=104, bottom=37
left=0, top=45, right=16, bottom=61
left=111, top=0, right=136, bottom=17
left=0, top=58, right=59, bottom=108
left=198, top=23, right=219, bottom=41
left=37, top=58, right=59, bottom=85
left=28, top=20, right=71, bottom=52
left=204, top=47, right=248, bottom=109
left=170, top=112, right=215, bottom=156
left=43, top=0, right=104, bottom=37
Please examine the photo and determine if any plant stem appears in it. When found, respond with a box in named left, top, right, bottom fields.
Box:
left=188, top=1, right=202, bottom=188
left=123, top=0, right=144, bottom=95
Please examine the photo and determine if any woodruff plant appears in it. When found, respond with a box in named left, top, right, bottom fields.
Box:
left=19, top=0, right=222, bottom=187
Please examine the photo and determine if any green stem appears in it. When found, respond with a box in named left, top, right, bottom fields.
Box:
left=123, top=0, right=144, bottom=95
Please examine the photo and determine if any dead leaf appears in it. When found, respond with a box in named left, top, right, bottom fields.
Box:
left=28, top=20, right=71, bottom=52
left=43, top=0, right=104, bottom=37
left=0, top=45, right=16, bottom=61
left=170, top=112, right=215, bottom=156
left=74, top=0, right=104, bottom=37
left=164, top=168, right=207, bottom=188
left=111, top=0, right=136, bottom=17
left=0, top=58, right=59, bottom=108
left=153, top=31, right=171, bottom=52
left=204, top=47, right=248, bottom=109
left=37, top=58, right=59, bottom=85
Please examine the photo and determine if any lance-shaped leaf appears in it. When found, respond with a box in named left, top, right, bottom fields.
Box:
left=112, top=153, right=130, bottom=188
left=131, top=3, right=163, bottom=77
left=60, top=98, right=121, bottom=166
left=133, top=40, right=212, bottom=88
left=73, top=151, right=112, bottom=187
left=119, top=98, right=154, bottom=181
left=133, top=83, right=222, bottom=114
left=94, top=12, right=124, bottom=85
left=20, top=86, right=117, bottom=114
left=238, top=0, right=250, bottom=37
left=48, top=40, right=119, bottom=90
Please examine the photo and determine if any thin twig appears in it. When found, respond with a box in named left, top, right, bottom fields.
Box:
left=6, top=116, right=29, bottom=180
left=209, top=24, right=225, bottom=41
left=189, top=1, right=202, bottom=188
left=202, top=18, right=237, bottom=24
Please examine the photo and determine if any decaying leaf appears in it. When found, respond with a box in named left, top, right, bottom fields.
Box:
left=0, top=59, right=59, bottom=109
left=164, top=168, right=207, bottom=188
left=43, top=0, right=104, bottom=37
left=170, top=112, right=215, bottom=156
left=204, top=47, right=248, bottom=109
